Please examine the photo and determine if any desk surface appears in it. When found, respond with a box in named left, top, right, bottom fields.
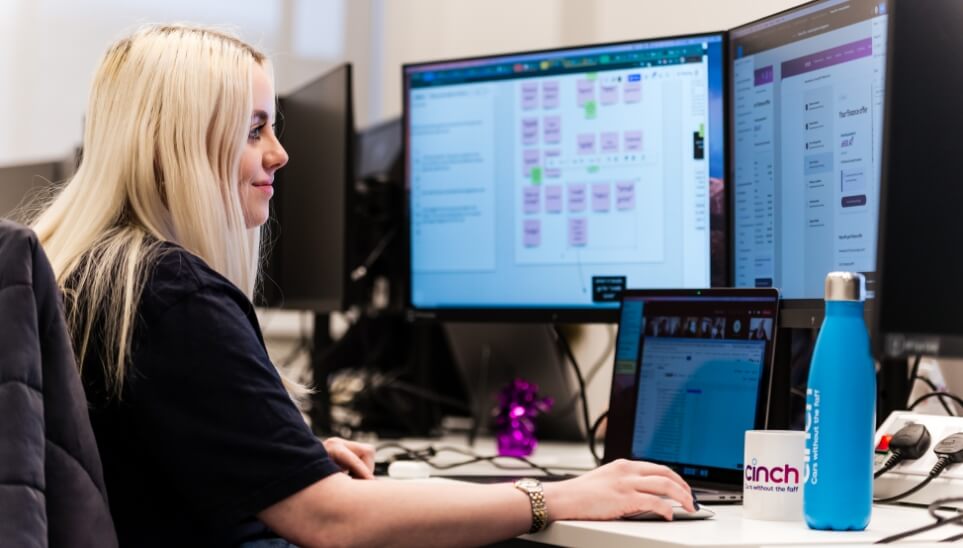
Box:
left=377, top=437, right=950, bottom=547
left=526, top=505, right=948, bottom=547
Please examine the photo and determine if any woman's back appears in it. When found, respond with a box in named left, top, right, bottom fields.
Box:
left=80, top=243, right=339, bottom=547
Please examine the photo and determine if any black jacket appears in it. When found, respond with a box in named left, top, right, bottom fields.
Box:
left=0, top=219, right=117, bottom=548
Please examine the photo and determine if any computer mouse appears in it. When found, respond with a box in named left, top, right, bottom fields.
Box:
left=622, top=497, right=715, bottom=521
left=386, top=460, right=431, bottom=479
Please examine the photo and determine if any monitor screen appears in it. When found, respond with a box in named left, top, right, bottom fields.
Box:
left=261, top=64, right=354, bottom=311
left=730, top=0, right=888, bottom=300
left=875, top=0, right=963, bottom=359
left=404, top=34, right=727, bottom=321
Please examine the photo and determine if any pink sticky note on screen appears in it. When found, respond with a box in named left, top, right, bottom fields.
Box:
left=600, top=83, right=618, bottom=106
left=523, top=186, right=540, bottom=214
left=577, top=133, right=596, bottom=155
left=542, top=81, right=559, bottom=109
left=592, top=183, right=611, bottom=212
left=568, top=218, right=588, bottom=247
left=521, top=82, right=538, bottom=110
left=616, top=181, right=635, bottom=210
left=568, top=183, right=586, bottom=212
left=623, top=81, right=641, bottom=103
left=523, top=149, right=540, bottom=177
left=600, top=131, right=619, bottom=153
left=545, top=185, right=563, bottom=212
left=544, top=148, right=561, bottom=179
left=521, top=117, right=539, bottom=146
left=523, top=219, right=541, bottom=247
left=543, top=115, right=561, bottom=144
left=577, top=79, right=594, bottom=107
left=624, top=130, right=643, bottom=152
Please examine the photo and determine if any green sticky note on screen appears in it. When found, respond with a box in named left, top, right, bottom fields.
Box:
left=585, top=100, right=597, bottom=119
left=531, top=167, right=543, bottom=184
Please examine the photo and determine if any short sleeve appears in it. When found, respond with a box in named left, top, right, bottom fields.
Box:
left=126, top=286, right=340, bottom=529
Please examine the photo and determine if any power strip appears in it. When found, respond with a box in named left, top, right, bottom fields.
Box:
left=874, top=411, right=963, bottom=509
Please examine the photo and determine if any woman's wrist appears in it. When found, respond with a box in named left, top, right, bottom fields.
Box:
left=541, top=480, right=575, bottom=522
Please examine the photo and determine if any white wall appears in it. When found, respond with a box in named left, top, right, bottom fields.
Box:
left=370, top=0, right=807, bottom=123
left=0, top=0, right=344, bottom=166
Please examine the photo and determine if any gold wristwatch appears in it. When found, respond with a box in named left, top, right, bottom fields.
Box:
left=514, top=478, right=548, bottom=533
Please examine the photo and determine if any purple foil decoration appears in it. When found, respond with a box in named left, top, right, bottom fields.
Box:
left=492, top=379, right=553, bottom=457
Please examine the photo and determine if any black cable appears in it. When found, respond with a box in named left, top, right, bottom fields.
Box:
left=874, top=453, right=903, bottom=479
left=906, top=354, right=922, bottom=406
left=874, top=456, right=952, bottom=504
left=588, top=409, right=608, bottom=465
left=875, top=512, right=963, bottom=543
left=550, top=325, right=594, bottom=463
left=910, top=376, right=958, bottom=416
left=375, top=442, right=593, bottom=476
left=876, top=497, right=963, bottom=544
left=909, top=391, right=963, bottom=413
left=350, top=226, right=398, bottom=283
left=875, top=433, right=963, bottom=505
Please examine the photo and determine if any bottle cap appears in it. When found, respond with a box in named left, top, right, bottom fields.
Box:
left=824, top=271, right=865, bottom=302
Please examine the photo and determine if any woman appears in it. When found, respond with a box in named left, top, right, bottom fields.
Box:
left=32, top=24, right=695, bottom=547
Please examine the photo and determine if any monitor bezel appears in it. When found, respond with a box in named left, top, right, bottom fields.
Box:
left=402, top=32, right=730, bottom=323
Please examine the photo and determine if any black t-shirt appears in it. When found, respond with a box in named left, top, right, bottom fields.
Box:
left=80, top=243, right=340, bottom=547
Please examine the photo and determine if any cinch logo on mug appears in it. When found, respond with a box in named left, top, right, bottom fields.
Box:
left=744, top=460, right=801, bottom=486
left=743, top=430, right=806, bottom=521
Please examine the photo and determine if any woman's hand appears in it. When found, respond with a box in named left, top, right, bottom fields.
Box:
left=323, top=437, right=376, bottom=479
left=542, top=459, right=695, bottom=521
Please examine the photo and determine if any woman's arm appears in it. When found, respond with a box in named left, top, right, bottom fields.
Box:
left=258, top=459, right=694, bottom=548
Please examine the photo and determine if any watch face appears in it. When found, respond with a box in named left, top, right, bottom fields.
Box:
left=516, top=478, right=540, bottom=491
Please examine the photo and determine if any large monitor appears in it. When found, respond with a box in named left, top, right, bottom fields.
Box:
left=874, top=0, right=963, bottom=359
left=404, top=34, right=728, bottom=322
left=260, top=64, right=355, bottom=311
left=729, top=0, right=889, bottom=324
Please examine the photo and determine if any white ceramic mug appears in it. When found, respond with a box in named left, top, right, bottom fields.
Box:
left=743, top=430, right=806, bottom=521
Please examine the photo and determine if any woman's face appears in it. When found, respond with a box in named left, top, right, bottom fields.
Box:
left=239, top=64, right=288, bottom=228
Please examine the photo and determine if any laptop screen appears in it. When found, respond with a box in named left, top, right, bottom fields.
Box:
left=604, top=288, right=779, bottom=487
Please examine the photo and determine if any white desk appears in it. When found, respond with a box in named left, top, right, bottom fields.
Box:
left=378, top=438, right=951, bottom=547
left=525, top=505, right=949, bottom=547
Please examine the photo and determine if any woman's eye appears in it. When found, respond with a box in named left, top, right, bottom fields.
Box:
left=249, top=124, right=264, bottom=140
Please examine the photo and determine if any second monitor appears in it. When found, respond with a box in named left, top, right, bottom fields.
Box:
left=730, top=0, right=889, bottom=302
left=404, top=33, right=728, bottom=322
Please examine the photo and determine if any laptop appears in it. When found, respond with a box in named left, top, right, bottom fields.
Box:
left=603, top=288, right=780, bottom=503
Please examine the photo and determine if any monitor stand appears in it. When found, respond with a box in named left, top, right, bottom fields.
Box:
left=444, top=322, right=586, bottom=442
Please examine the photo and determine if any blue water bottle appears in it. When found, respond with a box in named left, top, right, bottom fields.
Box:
left=803, top=272, right=875, bottom=530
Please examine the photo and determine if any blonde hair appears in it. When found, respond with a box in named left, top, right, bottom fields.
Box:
left=32, top=24, right=304, bottom=399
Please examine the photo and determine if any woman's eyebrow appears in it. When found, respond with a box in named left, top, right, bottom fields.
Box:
left=251, top=110, right=269, bottom=124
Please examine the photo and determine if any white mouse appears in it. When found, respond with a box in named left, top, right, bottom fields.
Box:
left=387, top=460, right=432, bottom=479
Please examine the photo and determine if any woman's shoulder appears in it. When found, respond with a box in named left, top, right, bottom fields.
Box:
left=139, top=241, right=249, bottom=318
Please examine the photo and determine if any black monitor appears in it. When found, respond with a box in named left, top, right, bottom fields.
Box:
left=874, top=0, right=963, bottom=359
left=729, top=0, right=889, bottom=327
left=261, top=64, right=355, bottom=311
left=403, top=33, right=729, bottom=322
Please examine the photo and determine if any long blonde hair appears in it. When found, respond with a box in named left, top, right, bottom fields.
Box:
left=32, top=24, right=291, bottom=398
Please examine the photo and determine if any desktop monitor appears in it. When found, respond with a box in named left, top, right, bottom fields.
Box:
left=874, top=0, right=963, bottom=360
left=404, top=33, right=728, bottom=322
left=260, top=64, right=355, bottom=311
left=729, top=0, right=889, bottom=327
